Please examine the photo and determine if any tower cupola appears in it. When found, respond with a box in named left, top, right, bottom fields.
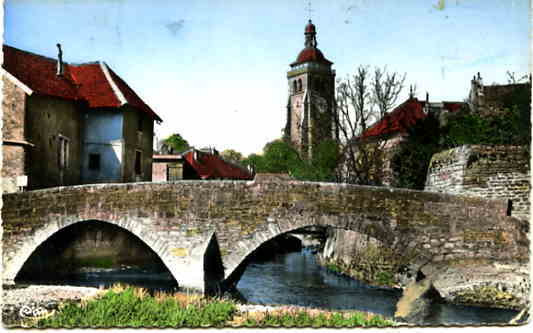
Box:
left=304, top=20, right=317, bottom=48
left=291, top=20, right=332, bottom=66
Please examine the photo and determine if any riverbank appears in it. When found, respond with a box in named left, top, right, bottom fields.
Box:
left=2, top=284, right=104, bottom=327
left=2, top=284, right=395, bottom=328
left=319, top=256, right=529, bottom=316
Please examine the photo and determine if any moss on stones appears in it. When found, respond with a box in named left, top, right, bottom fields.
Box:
left=453, top=285, right=522, bottom=310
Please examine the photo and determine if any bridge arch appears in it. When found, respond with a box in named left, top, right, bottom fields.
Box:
left=221, top=211, right=399, bottom=288
left=3, top=215, right=210, bottom=291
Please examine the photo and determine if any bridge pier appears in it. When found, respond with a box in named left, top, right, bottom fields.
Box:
left=161, top=231, right=225, bottom=295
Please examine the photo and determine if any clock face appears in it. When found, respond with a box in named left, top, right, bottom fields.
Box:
left=316, top=96, right=327, bottom=113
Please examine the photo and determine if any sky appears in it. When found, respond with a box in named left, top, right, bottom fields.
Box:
left=2, top=0, right=530, bottom=156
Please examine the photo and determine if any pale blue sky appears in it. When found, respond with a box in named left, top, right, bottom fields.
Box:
left=3, top=0, right=530, bottom=155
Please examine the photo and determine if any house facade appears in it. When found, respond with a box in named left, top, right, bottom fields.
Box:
left=1, top=44, right=162, bottom=193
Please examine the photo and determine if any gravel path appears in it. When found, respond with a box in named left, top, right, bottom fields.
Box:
left=2, top=285, right=102, bottom=326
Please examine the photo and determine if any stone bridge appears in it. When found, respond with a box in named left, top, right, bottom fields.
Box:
left=2, top=174, right=528, bottom=293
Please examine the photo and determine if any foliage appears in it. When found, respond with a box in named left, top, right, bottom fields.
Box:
left=241, top=153, right=265, bottom=171
left=220, top=149, right=243, bottom=163
left=442, top=110, right=530, bottom=150
left=242, top=309, right=393, bottom=327
left=261, top=140, right=303, bottom=174
left=34, top=286, right=236, bottom=328
left=242, top=139, right=339, bottom=182
left=290, top=139, right=340, bottom=182
left=163, top=133, right=190, bottom=154
left=391, top=114, right=441, bottom=189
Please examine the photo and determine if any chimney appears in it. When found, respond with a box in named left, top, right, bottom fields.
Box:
left=56, top=43, right=63, bottom=76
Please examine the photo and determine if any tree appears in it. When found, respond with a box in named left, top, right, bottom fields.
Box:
left=242, top=139, right=338, bottom=182
left=391, top=114, right=441, bottom=189
left=291, top=139, right=340, bottom=182
left=260, top=139, right=303, bottom=174
left=242, top=153, right=265, bottom=172
left=221, top=149, right=244, bottom=163
left=335, top=65, right=406, bottom=185
left=163, top=133, right=190, bottom=154
left=506, top=71, right=529, bottom=84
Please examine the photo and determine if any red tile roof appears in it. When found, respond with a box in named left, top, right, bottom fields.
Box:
left=2, top=45, right=79, bottom=100
left=69, top=62, right=121, bottom=108
left=360, top=98, right=427, bottom=139
left=183, top=150, right=253, bottom=180
left=2, top=44, right=162, bottom=121
left=292, top=47, right=333, bottom=66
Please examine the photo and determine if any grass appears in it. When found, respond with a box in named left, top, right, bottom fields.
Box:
left=29, top=283, right=395, bottom=328
left=32, top=284, right=236, bottom=328
left=237, top=308, right=394, bottom=327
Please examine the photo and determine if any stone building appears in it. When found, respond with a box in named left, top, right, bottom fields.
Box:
left=284, top=20, right=337, bottom=159
left=1, top=44, right=162, bottom=192
left=468, top=72, right=530, bottom=117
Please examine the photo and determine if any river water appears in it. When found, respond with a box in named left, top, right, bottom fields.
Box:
left=17, top=248, right=518, bottom=326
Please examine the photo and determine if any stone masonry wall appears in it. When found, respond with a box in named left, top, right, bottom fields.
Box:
left=2, top=76, right=26, bottom=141
left=2, top=146, right=26, bottom=193
left=425, top=145, right=530, bottom=220
left=2, top=76, right=28, bottom=193
left=2, top=177, right=528, bottom=292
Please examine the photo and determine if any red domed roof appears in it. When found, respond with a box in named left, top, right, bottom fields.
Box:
left=292, top=47, right=332, bottom=66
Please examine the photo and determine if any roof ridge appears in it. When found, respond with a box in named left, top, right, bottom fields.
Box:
left=3, top=44, right=59, bottom=64
left=98, top=61, right=127, bottom=106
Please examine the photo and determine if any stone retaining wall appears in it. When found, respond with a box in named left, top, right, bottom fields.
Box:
left=424, top=145, right=530, bottom=220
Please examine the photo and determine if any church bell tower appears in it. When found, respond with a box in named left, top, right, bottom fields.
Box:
left=284, top=20, right=337, bottom=158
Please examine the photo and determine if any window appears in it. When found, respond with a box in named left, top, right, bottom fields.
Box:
left=293, top=80, right=297, bottom=94
left=137, top=114, right=143, bottom=132
left=167, top=165, right=181, bottom=181
left=58, top=135, right=69, bottom=170
left=297, top=79, right=302, bottom=91
left=88, top=153, right=101, bottom=171
left=135, top=150, right=142, bottom=175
